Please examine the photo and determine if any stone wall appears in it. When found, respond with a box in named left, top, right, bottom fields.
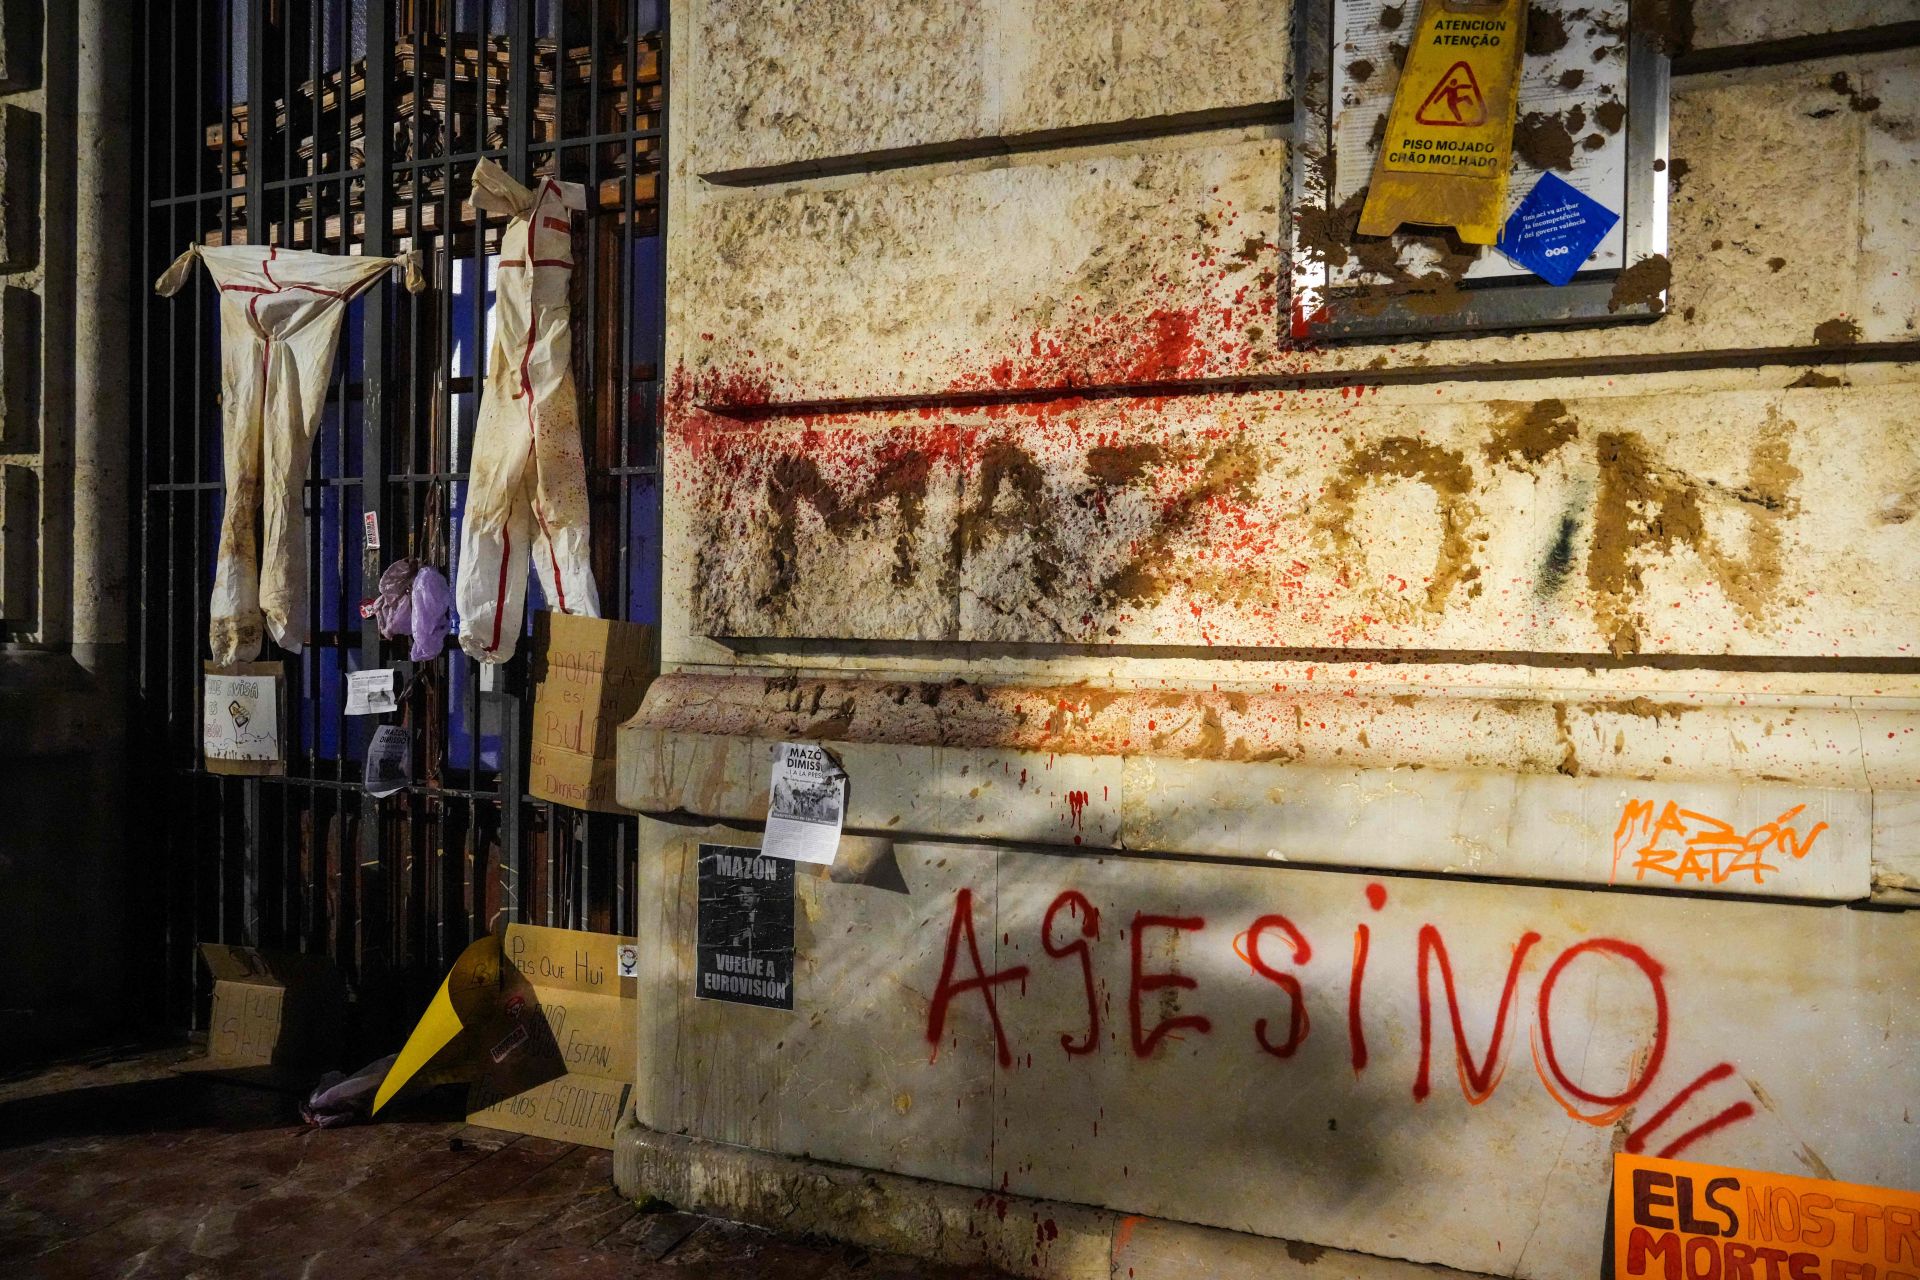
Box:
left=0, top=0, right=132, bottom=1069
left=623, top=819, right=1918, bottom=1280
left=617, top=2, right=1920, bottom=1275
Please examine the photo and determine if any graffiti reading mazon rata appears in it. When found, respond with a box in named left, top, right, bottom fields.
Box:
left=1611, top=799, right=1829, bottom=887
left=924, top=883, right=1754, bottom=1161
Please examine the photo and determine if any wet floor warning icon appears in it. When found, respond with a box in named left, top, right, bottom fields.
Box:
left=1414, top=61, right=1487, bottom=126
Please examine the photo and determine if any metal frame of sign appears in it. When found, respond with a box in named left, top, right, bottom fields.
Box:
left=1291, top=0, right=1671, bottom=339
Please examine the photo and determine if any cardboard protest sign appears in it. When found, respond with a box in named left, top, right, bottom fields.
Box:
left=528, top=613, right=655, bottom=812
left=1614, top=1153, right=1920, bottom=1280
left=374, top=924, right=636, bottom=1148
left=178, top=943, right=346, bottom=1082
left=465, top=924, right=636, bottom=1147
left=1357, top=0, right=1529, bottom=244
left=202, top=661, right=286, bottom=776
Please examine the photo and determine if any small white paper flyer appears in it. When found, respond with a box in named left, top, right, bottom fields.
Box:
left=365, top=724, right=411, bottom=798
left=345, top=667, right=398, bottom=715
left=203, top=673, right=282, bottom=763
left=762, top=741, right=846, bottom=865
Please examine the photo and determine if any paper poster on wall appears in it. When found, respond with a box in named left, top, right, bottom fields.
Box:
left=202, top=662, right=285, bottom=776
left=762, top=742, right=846, bottom=865
left=696, top=844, right=795, bottom=1010
left=1613, top=1153, right=1920, bottom=1280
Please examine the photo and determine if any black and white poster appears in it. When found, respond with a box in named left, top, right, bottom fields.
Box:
left=762, top=741, right=846, bottom=865
left=696, top=843, right=795, bottom=1010
left=364, top=724, right=411, bottom=798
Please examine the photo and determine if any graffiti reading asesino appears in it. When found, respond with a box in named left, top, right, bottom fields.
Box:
left=925, top=883, right=1754, bottom=1161
left=1612, top=800, right=1829, bottom=887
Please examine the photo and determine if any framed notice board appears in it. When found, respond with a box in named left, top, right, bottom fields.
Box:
left=1291, top=0, right=1672, bottom=338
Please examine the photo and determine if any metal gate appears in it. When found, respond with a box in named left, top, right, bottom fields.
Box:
left=135, top=0, right=665, bottom=1045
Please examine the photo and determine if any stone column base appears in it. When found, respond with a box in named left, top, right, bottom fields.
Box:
left=613, top=1119, right=1491, bottom=1280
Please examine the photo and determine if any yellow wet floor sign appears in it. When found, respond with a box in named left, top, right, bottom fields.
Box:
left=1358, top=0, right=1528, bottom=245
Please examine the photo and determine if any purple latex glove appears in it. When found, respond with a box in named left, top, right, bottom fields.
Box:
left=409, top=565, right=454, bottom=662
left=374, top=557, right=420, bottom=639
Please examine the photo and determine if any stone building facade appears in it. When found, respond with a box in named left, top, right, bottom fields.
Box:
left=614, top=2, right=1920, bottom=1277
left=0, top=0, right=131, bottom=1067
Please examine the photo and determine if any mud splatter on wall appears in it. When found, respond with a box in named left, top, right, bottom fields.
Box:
left=673, top=361, right=1913, bottom=656
left=1318, top=437, right=1484, bottom=614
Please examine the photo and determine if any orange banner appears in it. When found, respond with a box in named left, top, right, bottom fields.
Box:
left=1615, top=1153, right=1920, bottom=1280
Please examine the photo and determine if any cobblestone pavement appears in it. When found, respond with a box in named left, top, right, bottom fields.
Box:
left=0, top=1047, right=1011, bottom=1279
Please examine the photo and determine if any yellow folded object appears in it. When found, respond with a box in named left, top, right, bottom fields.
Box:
left=371, top=932, right=501, bottom=1115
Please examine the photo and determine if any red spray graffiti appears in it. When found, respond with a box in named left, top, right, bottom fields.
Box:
left=1236, top=914, right=1312, bottom=1058
left=1042, top=891, right=1101, bottom=1056
left=926, top=888, right=1029, bottom=1068
left=1413, top=924, right=1541, bottom=1105
left=922, top=887, right=1756, bottom=1160
left=1129, top=914, right=1213, bottom=1057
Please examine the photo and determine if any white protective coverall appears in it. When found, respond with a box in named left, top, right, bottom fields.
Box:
left=155, top=244, right=425, bottom=665
left=454, top=158, right=601, bottom=663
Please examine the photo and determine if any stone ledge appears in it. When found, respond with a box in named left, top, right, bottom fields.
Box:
left=624, top=673, right=1916, bottom=788
left=612, top=1120, right=1493, bottom=1280
left=615, top=673, right=1919, bottom=902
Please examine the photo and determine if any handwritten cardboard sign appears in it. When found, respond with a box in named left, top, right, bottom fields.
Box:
left=1615, top=1153, right=1920, bottom=1280
left=178, top=943, right=346, bottom=1082
left=376, top=923, right=637, bottom=1148
left=465, top=924, right=636, bottom=1148
left=202, top=662, right=285, bottom=776
left=527, top=613, right=655, bottom=813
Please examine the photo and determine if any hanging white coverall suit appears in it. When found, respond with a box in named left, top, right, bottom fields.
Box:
left=454, top=158, right=601, bottom=663
left=155, top=244, right=425, bottom=665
